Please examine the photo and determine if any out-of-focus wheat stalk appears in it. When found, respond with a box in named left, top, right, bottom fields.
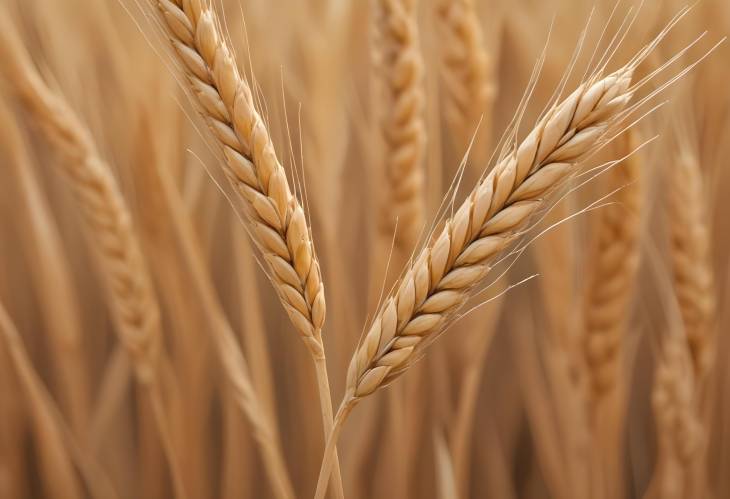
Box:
left=0, top=16, right=187, bottom=498
left=581, top=131, right=642, bottom=407
left=667, top=143, right=716, bottom=382
left=373, top=0, right=427, bottom=252
left=0, top=100, right=90, bottom=438
left=435, top=0, right=496, bottom=165
left=0, top=301, right=83, bottom=499
left=648, top=332, right=703, bottom=499
left=0, top=301, right=119, bottom=499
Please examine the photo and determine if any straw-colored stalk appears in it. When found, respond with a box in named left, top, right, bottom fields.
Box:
left=0, top=101, right=90, bottom=437
left=649, top=333, right=703, bottom=499
left=435, top=0, right=496, bottom=164
left=0, top=301, right=120, bottom=499
left=373, top=0, right=427, bottom=251
left=580, top=131, right=642, bottom=499
left=582, top=131, right=642, bottom=405
left=667, top=148, right=716, bottom=381
left=0, top=18, right=186, bottom=498
left=0, top=302, right=83, bottom=499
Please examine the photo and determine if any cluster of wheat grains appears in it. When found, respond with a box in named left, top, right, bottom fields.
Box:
left=0, top=0, right=728, bottom=498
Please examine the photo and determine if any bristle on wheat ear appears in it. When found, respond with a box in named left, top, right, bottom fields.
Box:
left=151, top=0, right=326, bottom=351
left=347, top=68, right=635, bottom=401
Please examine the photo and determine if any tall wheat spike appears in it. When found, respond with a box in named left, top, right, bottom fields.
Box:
left=315, top=42, right=658, bottom=497
left=581, top=130, right=642, bottom=403
left=373, top=0, right=427, bottom=250
left=435, top=0, right=496, bottom=160
left=667, top=144, right=716, bottom=380
left=146, top=1, right=341, bottom=496
left=0, top=17, right=188, bottom=498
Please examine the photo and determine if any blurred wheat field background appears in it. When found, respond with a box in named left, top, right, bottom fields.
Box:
left=0, top=0, right=728, bottom=498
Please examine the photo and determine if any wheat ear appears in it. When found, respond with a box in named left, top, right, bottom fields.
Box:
left=435, top=0, right=496, bottom=159
left=0, top=18, right=187, bottom=499
left=148, top=1, right=341, bottom=496
left=581, top=130, right=642, bottom=402
left=668, top=147, right=716, bottom=380
left=649, top=332, right=703, bottom=499
left=373, top=0, right=427, bottom=250
left=315, top=61, right=640, bottom=499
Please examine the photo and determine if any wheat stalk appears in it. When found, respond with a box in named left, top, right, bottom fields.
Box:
left=373, top=0, right=427, bottom=251
left=0, top=17, right=188, bottom=499
left=128, top=92, right=295, bottom=498
left=581, top=130, right=642, bottom=403
left=668, top=146, right=716, bottom=381
left=315, top=56, right=644, bottom=498
left=0, top=100, right=90, bottom=437
left=649, top=332, right=703, bottom=499
left=0, top=301, right=120, bottom=499
left=435, top=0, right=496, bottom=161
left=147, top=1, right=342, bottom=496
left=0, top=303, right=83, bottom=499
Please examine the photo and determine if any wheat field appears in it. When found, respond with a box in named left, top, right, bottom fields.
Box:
left=0, top=1, right=728, bottom=498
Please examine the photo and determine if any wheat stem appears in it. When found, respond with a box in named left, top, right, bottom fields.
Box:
left=0, top=17, right=187, bottom=498
left=373, top=0, right=427, bottom=251
left=582, top=131, right=642, bottom=406
left=435, top=0, right=496, bottom=165
left=668, top=146, right=716, bottom=381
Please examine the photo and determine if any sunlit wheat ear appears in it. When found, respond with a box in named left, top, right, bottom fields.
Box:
left=373, top=0, right=427, bottom=251
left=347, top=66, right=635, bottom=403
left=435, top=0, right=496, bottom=155
left=148, top=0, right=326, bottom=353
left=316, top=62, right=639, bottom=499
left=146, top=2, right=343, bottom=497
left=581, top=130, right=642, bottom=402
left=668, top=144, right=716, bottom=380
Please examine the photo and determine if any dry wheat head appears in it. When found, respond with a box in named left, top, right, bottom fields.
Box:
left=346, top=67, right=636, bottom=402
left=668, top=149, right=716, bottom=379
left=581, top=131, right=642, bottom=399
left=435, top=0, right=496, bottom=152
left=373, top=0, right=427, bottom=250
left=151, top=0, right=326, bottom=355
